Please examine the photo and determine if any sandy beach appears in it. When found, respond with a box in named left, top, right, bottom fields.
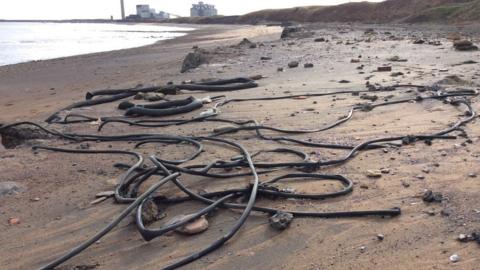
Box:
left=1, top=22, right=479, bottom=270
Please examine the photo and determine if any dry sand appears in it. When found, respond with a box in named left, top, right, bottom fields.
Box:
left=0, top=23, right=479, bottom=270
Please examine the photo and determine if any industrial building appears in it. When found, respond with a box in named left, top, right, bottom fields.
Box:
left=190, top=1, right=218, bottom=17
left=135, top=4, right=170, bottom=19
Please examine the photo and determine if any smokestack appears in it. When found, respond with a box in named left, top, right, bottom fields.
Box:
left=120, top=0, right=126, bottom=20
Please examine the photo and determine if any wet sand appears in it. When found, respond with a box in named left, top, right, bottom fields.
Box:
left=0, top=23, right=479, bottom=270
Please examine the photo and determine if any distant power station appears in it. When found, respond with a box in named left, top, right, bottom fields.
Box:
left=120, top=1, right=218, bottom=21
left=191, top=2, right=218, bottom=17
left=135, top=5, right=170, bottom=19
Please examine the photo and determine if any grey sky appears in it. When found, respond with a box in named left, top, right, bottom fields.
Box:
left=0, top=0, right=383, bottom=20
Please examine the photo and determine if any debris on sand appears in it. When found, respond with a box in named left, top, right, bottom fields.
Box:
left=237, top=38, right=257, bottom=49
left=377, top=66, right=392, bottom=72
left=141, top=199, right=160, bottom=224
left=314, top=37, right=326, bottom=42
left=422, top=190, right=443, bottom=203
left=269, top=212, right=293, bottom=230
left=387, top=55, right=408, bottom=62
left=281, top=26, right=313, bottom=39
left=180, top=48, right=210, bottom=73
left=366, top=170, right=382, bottom=178
left=449, top=254, right=460, bottom=263
left=8, top=217, right=20, bottom=225
left=0, top=124, right=53, bottom=149
left=453, top=40, right=478, bottom=51
left=167, top=215, right=209, bottom=235
left=288, top=61, right=299, bottom=68
left=435, top=75, right=475, bottom=86
left=304, top=63, right=314, bottom=68
left=0, top=181, right=25, bottom=198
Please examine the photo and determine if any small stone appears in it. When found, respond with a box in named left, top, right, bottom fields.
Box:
left=95, top=191, right=115, bottom=198
left=449, top=254, right=460, bottom=263
left=277, top=67, right=284, bottom=72
left=468, top=173, right=477, bottom=178
left=360, top=184, right=369, bottom=189
left=177, top=215, right=209, bottom=235
left=457, top=234, right=469, bottom=242
left=304, top=63, right=314, bottom=68
left=422, top=190, right=443, bottom=203
left=288, top=61, right=299, bottom=68
left=144, top=93, right=165, bottom=102
left=416, top=175, right=425, bottom=180
left=440, top=208, right=453, bottom=217
left=351, top=59, right=360, bottom=63
left=141, top=199, right=160, bottom=224
left=381, top=168, right=390, bottom=174
left=8, top=217, right=20, bottom=225
left=366, top=170, right=382, bottom=178
left=360, top=246, right=367, bottom=253
left=376, top=234, right=385, bottom=241
left=391, top=72, right=404, bottom=77
left=339, top=80, right=351, bottom=83
left=401, top=181, right=410, bottom=188
left=269, top=211, right=294, bottom=230
left=314, top=37, right=326, bottom=42
left=118, top=101, right=135, bottom=110
left=260, top=56, right=272, bottom=61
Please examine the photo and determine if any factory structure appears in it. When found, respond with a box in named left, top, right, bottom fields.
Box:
left=135, top=5, right=170, bottom=19
left=190, top=2, right=218, bottom=17
left=121, top=1, right=218, bottom=21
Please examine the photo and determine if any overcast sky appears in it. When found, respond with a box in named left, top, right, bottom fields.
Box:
left=0, top=0, right=384, bottom=20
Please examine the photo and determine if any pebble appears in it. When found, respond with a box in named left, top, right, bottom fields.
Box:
left=422, top=190, right=443, bottom=203
left=468, top=173, right=477, bottom=178
left=338, top=80, right=351, bottom=83
left=269, top=211, right=294, bottom=230
left=457, top=234, right=469, bottom=242
left=8, top=217, right=20, bottom=225
left=144, top=93, right=165, bottom=102
left=141, top=199, right=160, bottom=224
left=360, top=246, right=367, bottom=253
left=288, top=61, right=299, bottom=68
left=304, top=63, right=314, bottom=68
left=366, top=170, right=382, bottom=178
left=171, top=215, right=209, bottom=235
left=377, top=234, right=385, bottom=241
left=416, top=175, right=425, bottom=180
left=401, top=181, right=410, bottom=188
left=449, top=254, right=460, bottom=263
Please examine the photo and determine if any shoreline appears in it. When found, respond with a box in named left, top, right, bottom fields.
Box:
left=0, top=22, right=196, bottom=67
left=0, top=24, right=281, bottom=121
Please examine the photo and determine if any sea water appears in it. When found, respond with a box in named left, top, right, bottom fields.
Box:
left=0, top=22, right=193, bottom=66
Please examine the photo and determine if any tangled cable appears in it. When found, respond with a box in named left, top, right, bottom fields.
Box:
left=0, top=77, right=477, bottom=270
